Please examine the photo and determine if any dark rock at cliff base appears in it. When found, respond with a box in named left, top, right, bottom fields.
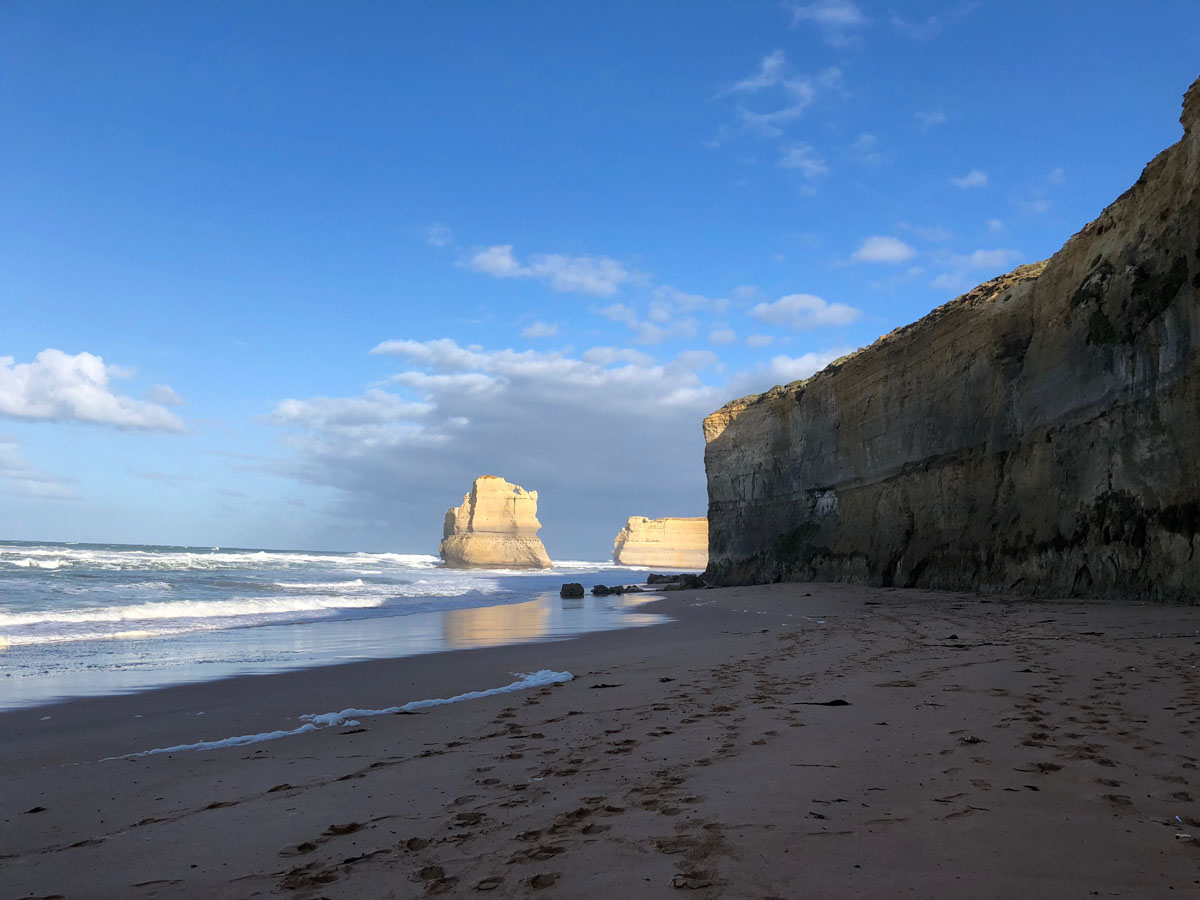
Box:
left=592, top=584, right=644, bottom=595
left=559, top=583, right=584, bottom=599
left=647, top=573, right=708, bottom=587
left=703, top=76, right=1200, bottom=605
left=662, top=578, right=705, bottom=592
left=656, top=574, right=708, bottom=591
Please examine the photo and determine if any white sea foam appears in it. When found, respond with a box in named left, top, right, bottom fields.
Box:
left=0, top=595, right=388, bottom=628
left=125, top=670, right=572, bottom=756
left=277, top=578, right=366, bottom=589
left=4, top=557, right=69, bottom=569
left=0, top=546, right=441, bottom=573
left=552, top=559, right=616, bottom=570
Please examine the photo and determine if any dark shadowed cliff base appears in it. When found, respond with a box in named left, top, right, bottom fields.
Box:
left=704, top=77, right=1200, bottom=603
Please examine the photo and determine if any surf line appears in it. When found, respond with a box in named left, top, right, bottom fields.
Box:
left=112, top=669, right=573, bottom=758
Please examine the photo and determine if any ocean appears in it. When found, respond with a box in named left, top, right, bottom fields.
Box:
left=0, top=540, right=670, bottom=711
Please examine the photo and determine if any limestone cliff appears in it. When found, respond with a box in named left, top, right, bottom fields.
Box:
left=439, top=475, right=552, bottom=569
left=612, top=517, right=708, bottom=569
left=704, top=77, right=1200, bottom=603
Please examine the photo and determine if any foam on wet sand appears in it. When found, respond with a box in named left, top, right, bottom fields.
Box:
left=1, top=584, right=1198, bottom=897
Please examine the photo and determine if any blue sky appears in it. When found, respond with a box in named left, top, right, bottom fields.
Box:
left=2, top=1, right=1197, bottom=557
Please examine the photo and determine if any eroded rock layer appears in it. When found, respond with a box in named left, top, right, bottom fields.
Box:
left=612, top=516, right=708, bottom=569
left=439, top=476, right=552, bottom=569
left=703, top=78, right=1200, bottom=603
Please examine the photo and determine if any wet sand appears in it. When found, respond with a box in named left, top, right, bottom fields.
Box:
left=2, top=583, right=1199, bottom=898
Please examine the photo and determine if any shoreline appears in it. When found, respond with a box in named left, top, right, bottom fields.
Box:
left=0, top=584, right=671, bottom=713
left=3, top=583, right=1199, bottom=897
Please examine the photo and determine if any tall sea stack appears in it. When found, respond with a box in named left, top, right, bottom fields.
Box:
left=439, top=475, right=552, bottom=569
left=703, top=77, right=1200, bottom=603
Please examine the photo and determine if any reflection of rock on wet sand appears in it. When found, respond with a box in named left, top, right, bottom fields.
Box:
left=442, top=601, right=551, bottom=649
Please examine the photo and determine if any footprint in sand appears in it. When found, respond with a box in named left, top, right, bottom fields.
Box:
left=279, top=863, right=338, bottom=890
left=278, top=841, right=318, bottom=858
left=507, top=845, right=566, bottom=864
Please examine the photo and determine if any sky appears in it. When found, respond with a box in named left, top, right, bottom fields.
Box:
left=2, top=1, right=1197, bottom=558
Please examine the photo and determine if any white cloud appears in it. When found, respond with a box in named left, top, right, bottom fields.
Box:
left=467, top=245, right=631, bottom=297
left=129, top=469, right=200, bottom=486
left=521, top=321, right=558, bottom=338
left=0, top=436, right=75, bottom=500
left=269, top=389, right=434, bottom=429
left=594, top=286, right=728, bottom=345
left=264, top=340, right=741, bottom=553
left=580, top=347, right=655, bottom=366
left=778, top=144, right=829, bottom=178
left=530, top=254, right=631, bottom=296
left=726, top=49, right=791, bottom=94
left=931, top=248, right=1024, bottom=292
left=749, top=293, right=861, bottom=329
left=425, top=223, right=454, bottom=247
left=849, top=132, right=882, bottom=165
left=891, top=5, right=977, bottom=40
left=851, top=235, right=916, bottom=263
left=987, top=218, right=1005, bottom=233
left=899, top=223, right=952, bottom=243
left=709, top=328, right=736, bottom=344
left=745, top=334, right=775, bottom=348
left=145, top=384, right=185, bottom=406
left=728, top=347, right=852, bottom=395
left=740, top=104, right=809, bottom=137
left=915, top=110, right=947, bottom=128
left=889, top=11, right=943, bottom=39
left=1047, top=167, right=1065, bottom=185
left=469, top=244, right=526, bottom=278
left=790, top=0, right=867, bottom=27
left=961, top=249, right=1021, bottom=268
left=789, top=1, right=868, bottom=46
left=0, top=350, right=184, bottom=431
left=722, top=52, right=841, bottom=138
left=951, top=169, right=988, bottom=188
left=598, top=302, right=700, bottom=344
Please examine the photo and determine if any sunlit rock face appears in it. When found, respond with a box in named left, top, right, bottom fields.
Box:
left=612, top=516, right=708, bottom=570
left=704, top=77, right=1200, bottom=603
left=439, top=475, right=552, bottom=569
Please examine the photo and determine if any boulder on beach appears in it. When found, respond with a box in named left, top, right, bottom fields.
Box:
left=560, top=582, right=584, bottom=599
left=439, top=475, right=552, bottom=569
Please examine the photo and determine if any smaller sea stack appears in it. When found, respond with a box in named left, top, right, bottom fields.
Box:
left=612, top=516, right=708, bottom=569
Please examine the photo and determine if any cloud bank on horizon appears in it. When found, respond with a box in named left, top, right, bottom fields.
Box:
left=2, top=1, right=1195, bottom=554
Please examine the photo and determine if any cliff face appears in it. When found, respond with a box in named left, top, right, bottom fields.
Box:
left=439, top=475, right=552, bottom=569
left=703, top=77, right=1200, bottom=603
left=612, top=516, right=708, bottom=569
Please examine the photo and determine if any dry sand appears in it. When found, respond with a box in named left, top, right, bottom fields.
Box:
left=2, top=583, right=1199, bottom=898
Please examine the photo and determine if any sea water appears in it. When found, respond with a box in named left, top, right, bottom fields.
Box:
left=0, top=541, right=670, bottom=710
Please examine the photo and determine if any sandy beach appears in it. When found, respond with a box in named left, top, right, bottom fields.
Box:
left=3, top=583, right=1199, bottom=898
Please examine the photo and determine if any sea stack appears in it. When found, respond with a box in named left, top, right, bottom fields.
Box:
left=439, top=476, right=552, bottom=569
left=612, top=516, right=708, bottom=569
left=703, top=76, right=1200, bottom=603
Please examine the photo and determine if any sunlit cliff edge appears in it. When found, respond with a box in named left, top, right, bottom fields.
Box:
left=703, top=77, right=1200, bottom=603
